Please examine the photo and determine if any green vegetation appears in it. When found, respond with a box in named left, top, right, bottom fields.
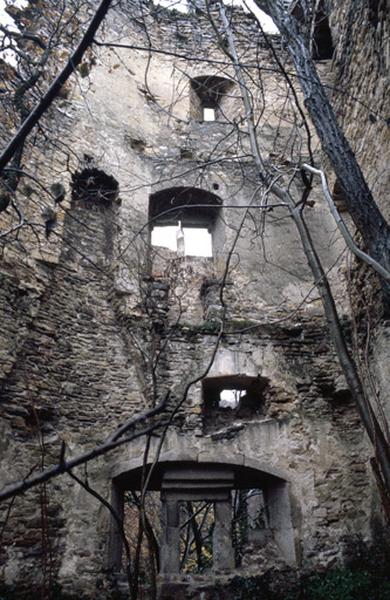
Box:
left=305, top=568, right=390, bottom=600
left=221, top=566, right=390, bottom=600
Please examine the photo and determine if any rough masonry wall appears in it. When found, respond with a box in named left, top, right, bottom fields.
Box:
left=330, top=0, right=389, bottom=219
left=329, top=0, right=390, bottom=424
left=0, top=1, right=384, bottom=597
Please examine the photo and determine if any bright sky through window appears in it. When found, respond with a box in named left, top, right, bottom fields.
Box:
left=203, top=107, right=216, bottom=121
left=219, top=389, right=243, bottom=408
left=0, top=0, right=28, bottom=64
left=151, top=225, right=212, bottom=257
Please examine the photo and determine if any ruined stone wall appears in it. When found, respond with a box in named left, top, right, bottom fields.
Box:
left=330, top=0, right=389, bottom=219
left=329, top=0, right=390, bottom=426
left=0, top=1, right=384, bottom=598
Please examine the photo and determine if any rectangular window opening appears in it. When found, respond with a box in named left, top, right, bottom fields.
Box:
left=151, top=224, right=212, bottom=257
left=219, top=389, right=243, bottom=409
left=202, top=376, right=269, bottom=433
left=202, top=106, right=216, bottom=122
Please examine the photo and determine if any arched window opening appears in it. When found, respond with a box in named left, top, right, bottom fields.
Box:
left=71, top=168, right=119, bottom=208
left=190, top=75, right=234, bottom=122
left=149, top=187, right=222, bottom=258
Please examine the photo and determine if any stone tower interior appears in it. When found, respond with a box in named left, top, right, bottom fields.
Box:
left=0, top=0, right=389, bottom=598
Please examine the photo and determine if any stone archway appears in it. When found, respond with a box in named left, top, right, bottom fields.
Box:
left=109, top=456, right=297, bottom=578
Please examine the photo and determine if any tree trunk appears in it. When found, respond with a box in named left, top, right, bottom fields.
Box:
left=219, top=0, right=390, bottom=498
left=256, top=0, right=390, bottom=306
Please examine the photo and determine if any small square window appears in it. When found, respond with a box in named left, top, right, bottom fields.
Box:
left=202, top=376, right=268, bottom=433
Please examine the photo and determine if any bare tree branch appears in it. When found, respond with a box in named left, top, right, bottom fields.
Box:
left=252, top=0, right=390, bottom=304
left=219, top=0, right=390, bottom=496
left=0, top=398, right=169, bottom=503
left=0, top=0, right=113, bottom=174
left=303, top=163, right=390, bottom=282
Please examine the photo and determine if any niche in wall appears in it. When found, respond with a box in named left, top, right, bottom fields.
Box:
left=69, top=168, right=119, bottom=261
left=190, top=75, right=235, bottom=122
left=202, top=375, right=269, bottom=429
left=71, top=168, right=119, bottom=209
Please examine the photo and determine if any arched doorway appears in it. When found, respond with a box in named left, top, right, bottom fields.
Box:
left=109, top=459, right=297, bottom=580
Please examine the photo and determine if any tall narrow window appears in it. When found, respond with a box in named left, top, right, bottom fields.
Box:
left=291, top=0, right=334, bottom=60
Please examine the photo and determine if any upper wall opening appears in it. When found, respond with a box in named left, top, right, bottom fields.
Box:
left=203, top=375, right=269, bottom=418
left=71, top=168, right=119, bottom=209
left=291, top=0, right=334, bottom=60
left=190, top=75, right=235, bottom=122
left=311, top=7, right=333, bottom=60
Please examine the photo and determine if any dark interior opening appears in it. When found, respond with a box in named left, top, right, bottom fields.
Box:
left=291, top=0, right=334, bottom=60
left=203, top=375, right=269, bottom=420
left=332, top=179, right=348, bottom=211
left=149, top=187, right=221, bottom=227
left=191, top=75, right=233, bottom=121
left=368, top=0, right=381, bottom=28
left=71, top=168, right=119, bottom=208
left=312, top=8, right=334, bottom=60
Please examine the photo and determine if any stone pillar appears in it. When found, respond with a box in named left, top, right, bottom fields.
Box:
left=213, top=499, right=235, bottom=570
left=264, top=481, right=296, bottom=565
left=160, top=497, right=181, bottom=573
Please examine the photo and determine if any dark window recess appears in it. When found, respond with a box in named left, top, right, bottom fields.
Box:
left=311, top=9, right=334, bottom=60
left=71, top=168, right=119, bottom=208
left=190, top=75, right=234, bottom=122
left=203, top=375, right=268, bottom=419
left=368, top=0, right=382, bottom=27
left=291, top=0, right=334, bottom=60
